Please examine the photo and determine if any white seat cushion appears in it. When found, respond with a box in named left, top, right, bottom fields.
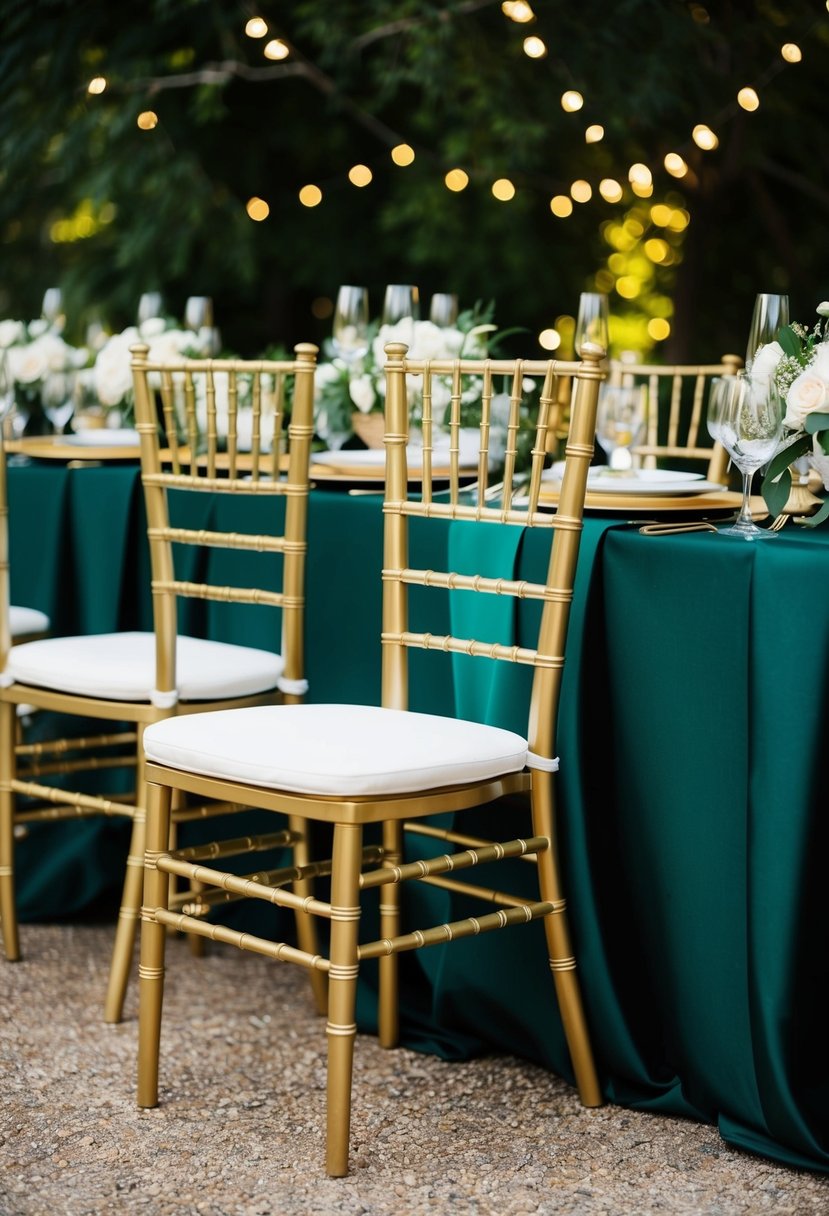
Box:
left=9, top=605, right=50, bottom=638
left=4, top=632, right=283, bottom=703
left=143, top=703, right=529, bottom=796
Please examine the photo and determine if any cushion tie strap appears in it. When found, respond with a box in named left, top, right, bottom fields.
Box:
left=525, top=751, right=559, bottom=773
left=277, top=676, right=309, bottom=696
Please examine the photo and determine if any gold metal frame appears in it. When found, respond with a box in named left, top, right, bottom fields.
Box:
left=0, top=343, right=321, bottom=1021
left=609, top=354, right=742, bottom=483
left=137, top=342, right=606, bottom=1176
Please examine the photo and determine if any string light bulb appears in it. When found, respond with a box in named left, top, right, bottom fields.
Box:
left=245, top=17, right=267, bottom=38
left=585, top=124, right=604, bottom=143
left=737, top=87, right=760, bottom=111
left=664, top=152, right=688, bottom=178
left=445, top=169, right=469, bottom=192
left=246, top=197, right=270, bottom=221
left=692, top=123, right=718, bottom=150
left=598, top=178, right=623, bottom=203
left=550, top=195, right=573, bottom=217
left=628, top=163, right=652, bottom=187
left=538, top=328, right=561, bottom=351
left=492, top=178, right=516, bottom=201
left=299, top=184, right=323, bottom=207
left=348, top=164, right=373, bottom=187
left=502, top=1, right=535, bottom=21
left=391, top=143, right=415, bottom=166
left=137, top=111, right=158, bottom=130
left=523, top=36, right=547, bottom=58
left=87, top=76, right=106, bottom=95
left=781, top=43, right=802, bottom=63
left=561, top=90, right=584, bottom=112
left=264, top=39, right=290, bottom=60
left=570, top=180, right=592, bottom=203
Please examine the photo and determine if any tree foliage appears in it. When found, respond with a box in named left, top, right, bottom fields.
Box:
left=1, top=0, right=828, bottom=358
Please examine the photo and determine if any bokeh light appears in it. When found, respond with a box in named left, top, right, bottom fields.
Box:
left=246, top=197, right=270, bottom=221
left=299, top=184, right=323, bottom=207
left=445, top=169, right=469, bottom=192
left=391, top=143, right=415, bottom=166
left=550, top=195, right=573, bottom=217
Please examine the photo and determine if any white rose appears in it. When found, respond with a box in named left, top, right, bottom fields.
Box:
left=750, top=339, right=784, bottom=387
left=348, top=374, right=376, bottom=414
left=817, top=302, right=829, bottom=318
left=8, top=343, right=48, bottom=384
left=0, top=320, right=25, bottom=348
left=810, top=341, right=829, bottom=381
left=408, top=321, right=448, bottom=361
left=27, top=319, right=49, bottom=338
left=784, top=369, right=829, bottom=430
left=372, top=319, right=415, bottom=369
left=93, top=331, right=136, bottom=406
left=314, top=362, right=343, bottom=396
left=138, top=317, right=167, bottom=339
left=34, top=332, right=72, bottom=373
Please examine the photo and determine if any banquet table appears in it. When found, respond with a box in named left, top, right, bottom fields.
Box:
left=7, top=459, right=827, bottom=1174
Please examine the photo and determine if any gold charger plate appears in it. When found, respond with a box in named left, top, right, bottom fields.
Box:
left=6, top=436, right=142, bottom=461
left=539, top=486, right=758, bottom=519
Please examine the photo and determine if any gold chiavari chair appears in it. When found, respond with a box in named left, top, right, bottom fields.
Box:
left=611, top=354, right=742, bottom=482
left=136, top=340, right=606, bottom=1176
left=0, top=342, right=322, bottom=1023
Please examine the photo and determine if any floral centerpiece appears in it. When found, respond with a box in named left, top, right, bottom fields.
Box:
left=92, top=315, right=216, bottom=427
left=313, top=301, right=533, bottom=465
left=0, top=318, right=88, bottom=430
left=756, top=301, right=829, bottom=524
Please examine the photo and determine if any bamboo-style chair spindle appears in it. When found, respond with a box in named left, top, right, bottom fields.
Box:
left=136, top=340, right=606, bottom=1177
left=613, top=354, right=742, bottom=483
left=0, top=343, right=321, bottom=1022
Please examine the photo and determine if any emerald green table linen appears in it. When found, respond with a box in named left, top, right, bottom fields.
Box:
left=6, top=463, right=827, bottom=1172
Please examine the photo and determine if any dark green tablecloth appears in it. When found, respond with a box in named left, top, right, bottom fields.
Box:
left=7, top=463, right=827, bottom=1173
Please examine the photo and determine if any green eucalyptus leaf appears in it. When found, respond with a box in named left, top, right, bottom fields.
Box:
left=819, top=432, right=829, bottom=455
left=761, top=465, right=792, bottom=516
left=799, top=497, right=829, bottom=528
left=804, top=412, right=829, bottom=433
left=776, top=325, right=801, bottom=357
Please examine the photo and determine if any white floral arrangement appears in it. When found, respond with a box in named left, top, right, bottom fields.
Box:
left=755, top=301, right=829, bottom=522
left=0, top=318, right=88, bottom=416
left=313, top=302, right=512, bottom=448
left=92, top=316, right=215, bottom=419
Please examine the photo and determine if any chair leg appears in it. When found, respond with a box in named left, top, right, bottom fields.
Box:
left=137, top=779, right=173, bottom=1108
left=326, top=821, right=363, bottom=1177
left=378, top=819, right=402, bottom=1048
left=104, top=756, right=148, bottom=1024
left=0, top=700, right=20, bottom=961
left=288, top=813, right=327, bottom=1016
left=531, top=773, right=602, bottom=1108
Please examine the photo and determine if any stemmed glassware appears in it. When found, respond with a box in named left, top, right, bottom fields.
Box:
left=331, top=286, right=370, bottom=367
left=595, top=384, right=647, bottom=471
left=575, top=291, right=610, bottom=354
left=745, top=293, right=789, bottom=371
left=137, top=293, right=164, bottom=326
left=382, top=284, right=419, bottom=327
left=184, top=296, right=213, bottom=331
left=429, top=293, right=458, bottom=327
left=41, top=287, right=64, bottom=331
left=710, top=375, right=784, bottom=539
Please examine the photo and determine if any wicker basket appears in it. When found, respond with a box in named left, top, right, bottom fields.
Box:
left=351, top=411, right=386, bottom=449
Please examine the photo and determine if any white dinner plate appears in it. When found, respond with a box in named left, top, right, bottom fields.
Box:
left=543, top=466, right=723, bottom=496
left=312, top=447, right=477, bottom=471
left=65, top=428, right=141, bottom=447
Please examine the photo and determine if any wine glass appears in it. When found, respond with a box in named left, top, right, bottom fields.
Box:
left=745, top=293, right=789, bottom=371
left=429, top=293, right=459, bottom=327
left=41, top=287, right=64, bottom=331
left=331, top=286, right=370, bottom=367
left=382, top=284, right=419, bottom=327
left=184, top=296, right=214, bottom=331
left=137, top=292, right=164, bottom=325
left=43, top=372, right=76, bottom=435
left=575, top=292, right=609, bottom=354
left=714, top=375, right=784, bottom=539
left=595, top=384, right=647, bottom=471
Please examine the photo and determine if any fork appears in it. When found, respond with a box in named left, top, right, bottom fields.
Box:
left=768, top=512, right=789, bottom=532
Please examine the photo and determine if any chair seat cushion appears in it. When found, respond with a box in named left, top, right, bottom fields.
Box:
left=143, top=703, right=529, bottom=796
left=5, top=632, right=284, bottom=703
left=9, top=605, right=50, bottom=638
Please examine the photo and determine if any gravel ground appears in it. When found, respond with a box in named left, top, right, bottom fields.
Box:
left=1, top=924, right=826, bottom=1216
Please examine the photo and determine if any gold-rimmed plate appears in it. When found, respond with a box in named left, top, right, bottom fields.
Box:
left=537, top=486, right=757, bottom=519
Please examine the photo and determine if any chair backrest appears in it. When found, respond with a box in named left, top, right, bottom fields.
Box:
left=130, top=342, right=317, bottom=702
left=610, top=354, right=742, bottom=482
left=381, top=340, right=604, bottom=763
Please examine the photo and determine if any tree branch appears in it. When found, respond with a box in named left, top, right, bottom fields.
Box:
left=352, top=0, right=501, bottom=51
